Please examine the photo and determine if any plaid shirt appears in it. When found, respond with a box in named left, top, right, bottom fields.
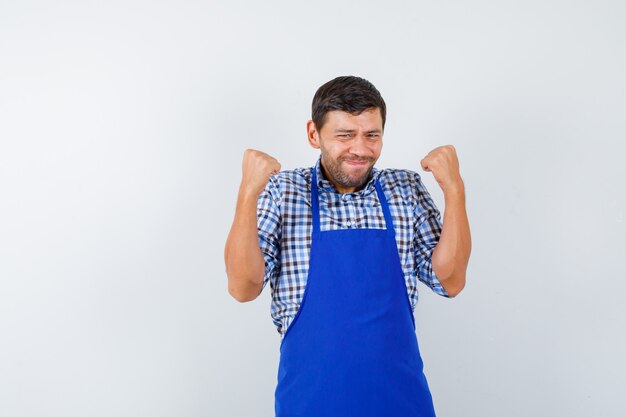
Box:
left=256, top=154, right=450, bottom=338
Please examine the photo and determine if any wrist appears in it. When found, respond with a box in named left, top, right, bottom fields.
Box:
left=442, top=178, right=465, bottom=200
left=238, top=182, right=262, bottom=202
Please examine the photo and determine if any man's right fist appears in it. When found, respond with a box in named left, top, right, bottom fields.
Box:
left=240, top=149, right=281, bottom=196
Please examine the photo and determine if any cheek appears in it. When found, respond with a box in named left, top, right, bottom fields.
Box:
left=330, top=144, right=349, bottom=157
left=355, top=142, right=381, bottom=157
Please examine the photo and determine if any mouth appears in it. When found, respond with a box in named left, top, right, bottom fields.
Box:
left=344, top=159, right=369, bottom=167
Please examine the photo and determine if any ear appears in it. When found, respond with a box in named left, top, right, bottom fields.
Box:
left=306, top=120, right=320, bottom=149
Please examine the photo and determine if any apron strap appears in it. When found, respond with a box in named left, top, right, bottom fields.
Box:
left=311, top=167, right=321, bottom=235
left=375, top=178, right=395, bottom=236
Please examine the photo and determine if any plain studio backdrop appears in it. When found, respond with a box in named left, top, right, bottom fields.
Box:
left=1, top=1, right=625, bottom=416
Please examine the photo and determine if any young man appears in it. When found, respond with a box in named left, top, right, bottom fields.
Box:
left=224, top=75, right=471, bottom=416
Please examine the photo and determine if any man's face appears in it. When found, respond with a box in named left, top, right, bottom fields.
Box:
left=307, top=108, right=384, bottom=193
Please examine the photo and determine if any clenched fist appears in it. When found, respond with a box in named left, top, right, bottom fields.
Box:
left=420, top=145, right=464, bottom=193
left=240, top=149, right=281, bottom=197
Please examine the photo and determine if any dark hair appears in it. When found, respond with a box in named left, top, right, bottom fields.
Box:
left=311, top=75, right=387, bottom=132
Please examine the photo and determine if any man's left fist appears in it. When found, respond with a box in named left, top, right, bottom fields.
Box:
left=420, top=145, right=464, bottom=193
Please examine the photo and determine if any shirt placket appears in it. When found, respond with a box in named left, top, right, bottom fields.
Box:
left=341, top=193, right=357, bottom=229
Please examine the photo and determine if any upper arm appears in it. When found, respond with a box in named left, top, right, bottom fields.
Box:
left=256, top=176, right=282, bottom=295
left=411, top=171, right=450, bottom=298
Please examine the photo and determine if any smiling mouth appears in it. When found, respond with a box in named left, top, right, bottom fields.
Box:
left=344, top=160, right=369, bottom=166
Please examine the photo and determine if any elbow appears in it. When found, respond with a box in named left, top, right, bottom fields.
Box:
left=229, top=292, right=255, bottom=303
left=446, top=285, right=464, bottom=298
left=228, top=283, right=258, bottom=303
left=226, top=269, right=263, bottom=303
left=442, top=275, right=466, bottom=298
left=433, top=259, right=467, bottom=298
left=224, top=244, right=264, bottom=303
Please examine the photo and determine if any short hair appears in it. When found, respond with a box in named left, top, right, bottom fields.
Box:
left=311, top=75, right=387, bottom=132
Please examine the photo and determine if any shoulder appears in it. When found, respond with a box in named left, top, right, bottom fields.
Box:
left=261, top=165, right=312, bottom=206
left=269, top=165, right=312, bottom=194
left=377, top=167, right=425, bottom=207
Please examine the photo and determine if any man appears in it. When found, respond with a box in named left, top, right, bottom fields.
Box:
left=224, top=75, right=471, bottom=416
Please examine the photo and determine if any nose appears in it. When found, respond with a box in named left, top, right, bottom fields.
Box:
left=347, top=135, right=373, bottom=158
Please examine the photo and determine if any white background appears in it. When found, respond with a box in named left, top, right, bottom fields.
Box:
left=1, top=1, right=625, bottom=416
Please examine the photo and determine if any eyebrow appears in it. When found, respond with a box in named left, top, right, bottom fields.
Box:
left=333, top=129, right=382, bottom=134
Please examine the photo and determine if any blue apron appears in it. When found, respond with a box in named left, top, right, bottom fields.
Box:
left=274, top=167, right=437, bottom=417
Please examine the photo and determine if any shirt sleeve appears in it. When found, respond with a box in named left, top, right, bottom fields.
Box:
left=411, top=171, right=450, bottom=298
left=256, top=175, right=282, bottom=294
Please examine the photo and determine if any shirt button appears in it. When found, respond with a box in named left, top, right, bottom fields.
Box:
left=345, top=221, right=352, bottom=228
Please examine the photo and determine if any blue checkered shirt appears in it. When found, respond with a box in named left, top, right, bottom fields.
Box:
left=256, top=154, right=450, bottom=338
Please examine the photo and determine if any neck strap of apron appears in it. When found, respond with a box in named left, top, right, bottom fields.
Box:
left=311, top=165, right=395, bottom=236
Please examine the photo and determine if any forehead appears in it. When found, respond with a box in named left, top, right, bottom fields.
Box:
left=322, top=108, right=383, bottom=130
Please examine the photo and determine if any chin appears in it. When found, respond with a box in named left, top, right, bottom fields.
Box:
left=344, top=170, right=371, bottom=184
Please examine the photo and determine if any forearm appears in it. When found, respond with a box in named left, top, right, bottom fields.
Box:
left=224, top=184, right=266, bottom=302
left=432, top=180, right=471, bottom=297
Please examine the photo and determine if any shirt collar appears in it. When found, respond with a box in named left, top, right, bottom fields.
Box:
left=314, top=154, right=380, bottom=197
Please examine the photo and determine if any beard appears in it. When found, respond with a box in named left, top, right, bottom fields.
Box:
left=320, top=147, right=375, bottom=191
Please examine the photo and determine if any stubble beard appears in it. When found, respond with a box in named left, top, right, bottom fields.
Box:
left=320, top=147, right=374, bottom=190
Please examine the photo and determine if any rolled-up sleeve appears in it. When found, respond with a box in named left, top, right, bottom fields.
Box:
left=256, top=176, right=282, bottom=294
left=411, top=172, right=450, bottom=298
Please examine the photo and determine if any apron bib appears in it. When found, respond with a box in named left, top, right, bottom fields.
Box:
left=274, top=166, right=437, bottom=417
